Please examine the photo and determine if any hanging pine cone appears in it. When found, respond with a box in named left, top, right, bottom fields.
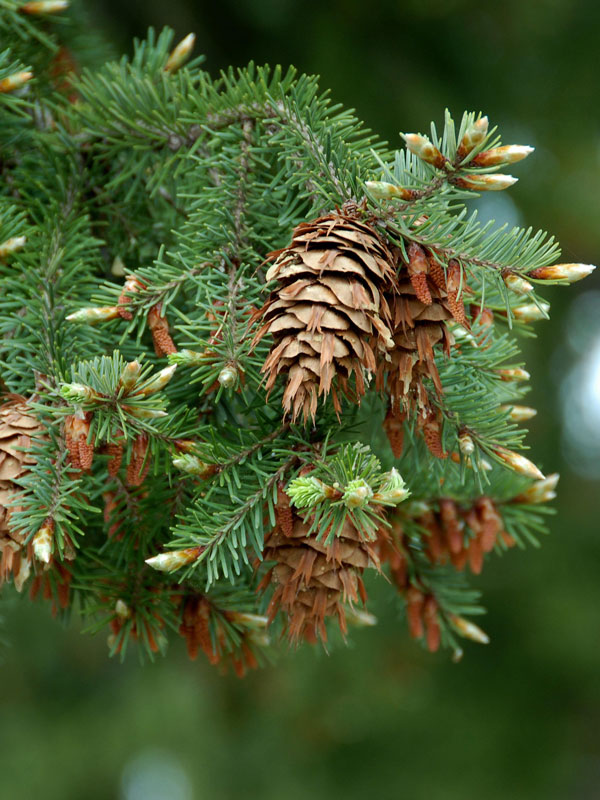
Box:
left=0, top=395, right=44, bottom=589
left=254, top=211, right=397, bottom=423
left=377, top=244, right=468, bottom=457
left=260, top=492, right=380, bottom=644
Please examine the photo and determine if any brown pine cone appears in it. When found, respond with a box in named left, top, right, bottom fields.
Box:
left=254, top=211, right=397, bottom=423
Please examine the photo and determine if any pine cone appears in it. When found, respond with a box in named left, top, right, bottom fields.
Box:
left=254, top=211, right=397, bottom=423
left=0, top=395, right=44, bottom=588
left=261, top=508, right=380, bottom=644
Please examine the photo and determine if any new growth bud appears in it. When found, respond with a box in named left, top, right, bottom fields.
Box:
left=345, top=607, right=378, bottom=627
left=165, top=33, right=196, bottom=73
left=529, top=263, right=596, bottom=283
left=458, top=432, right=475, bottom=455
left=365, top=181, right=415, bottom=201
left=512, top=302, right=550, bottom=322
left=65, top=306, right=120, bottom=324
left=172, top=454, right=218, bottom=479
left=0, top=71, right=33, bottom=93
left=495, top=447, right=545, bottom=480
left=500, top=405, right=537, bottom=422
left=375, top=467, right=410, bottom=505
left=403, top=134, right=446, bottom=169
left=456, top=174, right=518, bottom=191
left=226, top=611, right=269, bottom=628
left=0, top=236, right=26, bottom=258
left=497, top=367, right=530, bottom=382
left=115, top=599, right=131, bottom=618
left=14, top=558, right=31, bottom=592
left=111, top=256, right=127, bottom=277
left=503, top=271, right=534, bottom=295
left=449, top=614, right=490, bottom=644
left=120, top=405, right=168, bottom=419
left=119, top=360, right=142, bottom=392
left=287, top=476, right=337, bottom=508
left=136, top=365, right=177, bottom=396
left=60, top=382, right=97, bottom=403
left=342, top=478, right=374, bottom=509
left=33, top=522, right=54, bottom=564
left=514, top=473, right=559, bottom=504
left=145, top=547, right=203, bottom=573
left=20, top=1, right=69, bottom=13
left=473, top=145, right=534, bottom=166
left=457, top=116, right=489, bottom=159
left=218, top=365, right=238, bottom=389
left=167, top=349, right=206, bottom=366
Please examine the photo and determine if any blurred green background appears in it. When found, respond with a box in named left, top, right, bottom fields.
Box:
left=2, top=1, right=600, bottom=798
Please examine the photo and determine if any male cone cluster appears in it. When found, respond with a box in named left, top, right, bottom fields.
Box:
left=259, top=487, right=379, bottom=643
left=254, top=211, right=397, bottom=422
left=380, top=245, right=467, bottom=458
left=420, top=496, right=515, bottom=573
left=0, top=396, right=44, bottom=588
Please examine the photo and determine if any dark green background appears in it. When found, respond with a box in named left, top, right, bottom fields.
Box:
left=2, top=2, right=599, bottom=798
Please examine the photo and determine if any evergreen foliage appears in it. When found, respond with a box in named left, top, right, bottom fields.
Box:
left=0, top=3, right=593, bottom=671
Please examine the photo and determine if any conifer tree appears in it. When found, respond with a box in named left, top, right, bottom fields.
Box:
left=0, top=2, right=594, bottom=673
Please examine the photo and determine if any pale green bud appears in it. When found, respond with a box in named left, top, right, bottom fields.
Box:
left=287, top=476, right=330, bottom=508
left=0, top=71, right=33, bottom=93
left=473, top=145, right=534, bottom=166
left=497, top=367, right=530, bottom=382
left=449, top=614, right=490, bottom=644
left=500, top=404, right=537, bottom=422
left=115, top=599, right=131, bottom=618
left=65, top=306, right=120, bottom=324
left=403, top=134, right=445, bottom=168
left=14, top=557, right=31, bottom=592
left=458, top=432, right=475, bottom=455
left=530, top=263, right=596, bottom=283
left=20, top=1, right=69, bottom=13
left=33, top=524, right=53, bottom=564
left=514, top=473, right=559, bottom=504
left=512, top=302, right=550, bottom=322
left=120, top=405, right=168, bottom=419
left=145, top=547, right=202, bottom=572
left=119, top=360, right=142, bottom=392
left=137, top=365, right=177, bottom=396
left=458, top=116, right=489, bottom=156
left=375, top=467, right=410, bottom=505
left=0, top=236, right=26, bottom=258
left=345, top=607, right=378, bottom=627
left=165, top=33, right=196, bottom=73
left=342, top=478, right=374, bottom=509
left=167, top=349, right=207, bottom=366
left=458, top=173, right=518, bottom=191
left=495, top=447, right=544, bottom=480
left=61, top=383, right=97, bottom=403
left=503, top=272, right=534, bottom=295
left=218, top=365, right=238, bottom=389
left=172, top=454, right=214, bottom=478
left=365, top=181, right=414, bottom=201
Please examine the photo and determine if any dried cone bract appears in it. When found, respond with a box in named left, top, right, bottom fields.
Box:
left=261, top=496, right=380, bottom=643
left=0, top=395, right=44, bottom=588
left=255, top=212, right=397, bottom=422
